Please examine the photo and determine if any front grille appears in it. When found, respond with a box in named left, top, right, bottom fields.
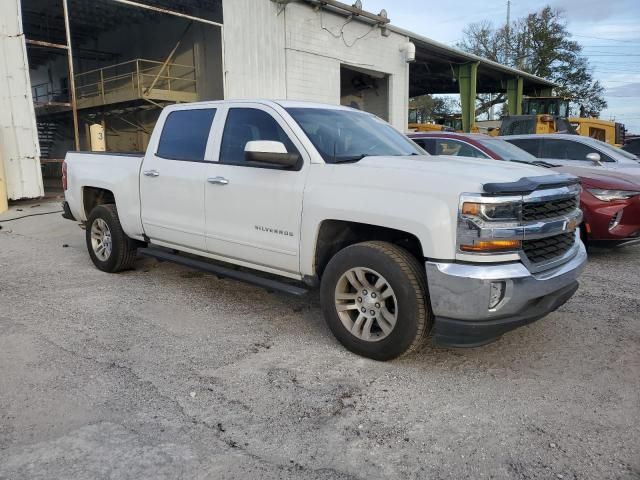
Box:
left=523, top=232, right=576, bottom=264
left=522, top=196, right=579, bottom=222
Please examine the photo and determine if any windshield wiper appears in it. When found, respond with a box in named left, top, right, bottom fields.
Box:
left=331, top=154, right=367, bottom=164
left=508, top=159, right=558, bottom=168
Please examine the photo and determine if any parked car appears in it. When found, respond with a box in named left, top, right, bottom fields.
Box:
left=408, top=132, right=640, bottom=247
left=622, top=137, right=640, bottom=156
left=62, top=100, right=586, bottom=360
left=502, top=133, right=640, bottom=173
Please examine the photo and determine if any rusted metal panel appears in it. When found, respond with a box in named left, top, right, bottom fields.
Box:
left=0, top=0, right=44, bottom=200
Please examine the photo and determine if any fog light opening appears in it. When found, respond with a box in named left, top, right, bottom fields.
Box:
left=489, top=281, right=506, bottom=310
left=608, top=209, right=623, bottom=231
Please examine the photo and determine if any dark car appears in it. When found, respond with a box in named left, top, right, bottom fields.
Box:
left=623, top=137, right=640, bottom=156
left=408, top=132, right=640, bottom=247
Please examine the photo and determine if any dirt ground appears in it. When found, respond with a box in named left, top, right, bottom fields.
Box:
left=1, top=202, right=638, bottom=480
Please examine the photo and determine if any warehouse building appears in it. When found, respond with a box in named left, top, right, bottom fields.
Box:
left=0, top=0, right=554, bottom=202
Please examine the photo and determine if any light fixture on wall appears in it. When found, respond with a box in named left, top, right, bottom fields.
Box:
left=400, top=41, right=416, bottom=63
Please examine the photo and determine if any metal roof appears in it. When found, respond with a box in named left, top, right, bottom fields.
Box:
left=389, top=25, right=556, bottom=96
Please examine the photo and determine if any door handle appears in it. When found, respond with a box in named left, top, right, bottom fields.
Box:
left=143, top=170, right=160, bottom=177
left=207, top=176, right=229, bottom=185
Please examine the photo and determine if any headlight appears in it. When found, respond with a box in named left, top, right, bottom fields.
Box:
left=587, top=189, right=640, bottom=201
left=458, top=197, right=523, bottom=254
left=461, top=202, right=521, bottom=221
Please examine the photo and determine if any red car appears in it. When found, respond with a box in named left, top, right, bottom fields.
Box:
left=409, top=132, right=640, bottom=247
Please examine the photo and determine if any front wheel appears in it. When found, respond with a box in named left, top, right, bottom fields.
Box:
left=86, top=204, right=137, bottom=273
left=320, top=241, right=432, bottom=360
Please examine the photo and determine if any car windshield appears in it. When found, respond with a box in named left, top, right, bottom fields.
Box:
left=286, top=107, right=423, bottom=163
left=475, top=137, right=539, bottom=162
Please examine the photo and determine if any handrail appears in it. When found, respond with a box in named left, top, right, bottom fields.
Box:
left=75, top=58, right=195, bottom=78
left=34, top=57, right=197, bottom=108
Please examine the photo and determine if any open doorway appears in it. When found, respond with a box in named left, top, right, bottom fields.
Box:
left=21, top=0, right=224, bottom=194
left=340, top=65, right=389, bottom=121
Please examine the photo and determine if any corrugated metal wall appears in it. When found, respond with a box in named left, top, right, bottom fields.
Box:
left=0, top=0, right=44, bottom=200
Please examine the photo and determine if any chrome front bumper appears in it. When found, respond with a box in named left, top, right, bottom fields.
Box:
left=425, top=240, right=587, bottom=347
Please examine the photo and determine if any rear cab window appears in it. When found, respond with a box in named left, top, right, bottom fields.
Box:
left=157, top=108, right=216, bottom=161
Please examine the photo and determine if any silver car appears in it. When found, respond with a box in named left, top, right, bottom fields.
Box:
left=503, top=133, right=640, bottom=174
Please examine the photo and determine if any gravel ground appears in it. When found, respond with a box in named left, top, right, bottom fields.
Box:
left=0, top=202, right=638, bottom=480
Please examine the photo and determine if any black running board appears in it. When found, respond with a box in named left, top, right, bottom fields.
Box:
left=138, top=247, right=308, bottom=296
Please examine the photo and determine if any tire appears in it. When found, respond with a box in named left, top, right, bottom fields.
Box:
left=320, top=241, right=432, bottom=360
left=86, top=204, right=138, bottom=273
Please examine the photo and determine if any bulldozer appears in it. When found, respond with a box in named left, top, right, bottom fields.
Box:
left=497, top=96, right=625, bottom=146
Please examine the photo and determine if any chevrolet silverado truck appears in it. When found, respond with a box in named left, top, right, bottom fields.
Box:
left=63, top=100, right=587, bottom=360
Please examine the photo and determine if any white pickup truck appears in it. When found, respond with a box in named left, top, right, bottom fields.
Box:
left=63, top=100, right=587, bottom=360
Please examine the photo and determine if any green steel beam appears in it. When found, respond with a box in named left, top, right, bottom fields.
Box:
left=456, top=62, right=479, bottom=132
left=507, top=77, right=524, bottom=115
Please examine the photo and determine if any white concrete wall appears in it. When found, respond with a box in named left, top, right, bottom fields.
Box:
left=0, top=0, right=43, bottom=200
left=222, top=1, right=410, bottom=130
left=222, top=0, right=287, bottom=99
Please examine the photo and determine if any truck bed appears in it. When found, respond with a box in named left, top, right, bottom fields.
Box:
left=64, top=151, right=145, bottom=239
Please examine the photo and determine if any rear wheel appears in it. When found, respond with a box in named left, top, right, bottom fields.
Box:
left=86, top=204, right=137, bottom=272
left=320, top=241, right=432, bottom=360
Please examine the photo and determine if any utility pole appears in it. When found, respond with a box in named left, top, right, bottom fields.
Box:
left=505, top=0, right=511, bottom=66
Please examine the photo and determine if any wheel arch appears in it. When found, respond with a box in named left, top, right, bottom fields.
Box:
left=82, top=186, right=116, bottom=218
left=313, top=219, right=425, bottom=279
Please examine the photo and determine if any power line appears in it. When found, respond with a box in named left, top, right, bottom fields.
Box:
left=572, top=34, right=640, bottom=43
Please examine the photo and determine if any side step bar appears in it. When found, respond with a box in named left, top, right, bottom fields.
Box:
left=138, top=247, right=308, bottom=296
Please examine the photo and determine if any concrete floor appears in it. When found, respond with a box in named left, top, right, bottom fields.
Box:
left=1, top=202, right=638, bottom=480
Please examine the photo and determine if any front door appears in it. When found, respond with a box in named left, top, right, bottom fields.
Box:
left=140, top=107, right=217, bottom=251
left=204, top=104, right=309, bottom=275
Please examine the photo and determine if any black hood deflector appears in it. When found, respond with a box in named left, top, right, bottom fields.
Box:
left=483, top=174, right=580, bottom=196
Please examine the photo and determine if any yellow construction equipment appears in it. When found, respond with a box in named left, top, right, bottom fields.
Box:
left=569, top=117, right=625, bottom=147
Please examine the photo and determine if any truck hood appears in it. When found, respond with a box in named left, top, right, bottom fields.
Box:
left=350, top=154, right=559, bottom=193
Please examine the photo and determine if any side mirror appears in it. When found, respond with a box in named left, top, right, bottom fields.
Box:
left=244, top=141, right=299, bottom=168
left=586, top=152, right=602, bottom=165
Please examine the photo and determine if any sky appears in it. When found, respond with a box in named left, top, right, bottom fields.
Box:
left=360, top=0, right=640, bottom=133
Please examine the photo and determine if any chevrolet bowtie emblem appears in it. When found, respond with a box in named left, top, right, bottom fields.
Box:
left=566, top=218, right=578, bottom=232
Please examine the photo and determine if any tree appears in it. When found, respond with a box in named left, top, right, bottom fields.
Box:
left=457, top=6, right=607, bottom=117
left=409, top=95, right=460, bottom=122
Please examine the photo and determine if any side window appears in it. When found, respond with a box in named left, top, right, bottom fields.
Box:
left=413, top=138, right=435, bottom=154
left=435, top=140, right=487, bottom=158
left=542, top=139, right=601, bottom=161
left=157, top=109, right=216, bottom=161
left=220, top=108, right=299, bottom=166
left=508, top=138, right=541, bottom=157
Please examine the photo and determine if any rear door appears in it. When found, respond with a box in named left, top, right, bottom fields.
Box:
left=140, top=107, right=217, bottom=251
left=203, top=104, right=309, bottom=275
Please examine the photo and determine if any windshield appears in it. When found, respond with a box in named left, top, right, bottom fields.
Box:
left=286, top=108, right=423, bottom=163
left=475, top=137, right=539, bottom=162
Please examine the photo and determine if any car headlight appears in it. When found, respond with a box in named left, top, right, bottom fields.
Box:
left=461, top=201, right=521, bottom=221
left=458, top=197, right=523, bottom=254
left=587, top=189, right=640, bottom=201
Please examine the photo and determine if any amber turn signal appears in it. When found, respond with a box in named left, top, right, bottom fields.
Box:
left=460, top=239, right=522, bottom=252
left=461, top=202, right=481, bottom=216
